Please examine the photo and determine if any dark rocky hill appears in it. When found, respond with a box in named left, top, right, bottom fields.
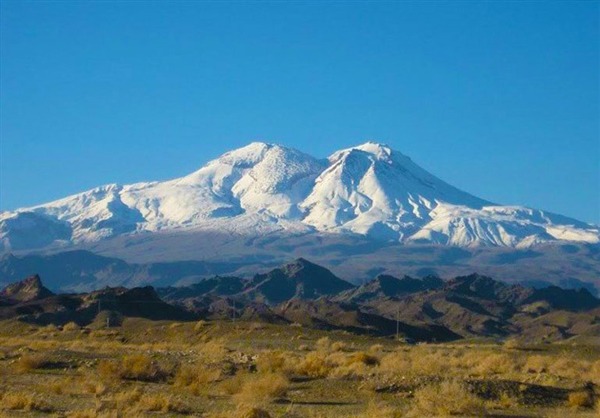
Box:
left=1, top=258, right=599, bottom=343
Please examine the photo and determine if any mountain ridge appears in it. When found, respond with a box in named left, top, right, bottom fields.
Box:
left=2, top=260, right=599, bottom=343
left=1, top=141, right=598, bottom=254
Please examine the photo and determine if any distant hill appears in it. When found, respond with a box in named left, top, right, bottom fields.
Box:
left=2, top=258, right=597, bottom=343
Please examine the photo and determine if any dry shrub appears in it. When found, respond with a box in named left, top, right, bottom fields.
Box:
left=473, top=353, right=518, bottom=376
left=495, top=391, right=519, bottom=409
left=1, top=392, right=52, bottom=412
left=296, top=351, right=333, bottom=378
left=256, top=350, right=295, bottom=375
left=331, top=341, right=346, bottom=352
left=329, top=351, right=381, bottom=379
left=369, top=344, right=384, bottom=353
left=114, top=387, right=143, bottom=408
left=97, top=359, right=120, bottom=381
left=234, top=372, right=289, bottom=406
left=349, top=352, right=380, bottom=366
left=47, top=381, right=64, bottom=394
left=219, top=372, right=249, bottom=395
left=409, top=380, right=486, bottom=417
left=40, top=324, right=59, bottom=333
left=589, top=360, right=600, bottom=384
left=63, top=321, right=80, bottom=331
left=567, top=391, right=594, bottom=409
left=136, top=393, right=189, bottom=413
left=174, top=364, right=221, bottom=394
left=315, top=337, right=331, bottom=352
left=381, top=347, right=465, bottom=377
left=97, top=354, right=167, bottom=382
left=15, top=353, right=49, bottom=373
left=523, top=355, right=549, bottom=374
left=329, top=361, right=371, bottom=379
left=379, top=351, right=413, bottom=377
left=83, top=381, right=107, bottom=395
left=198, top=338, right=228, bottom=363
left=503, top=338, right=521, bottom=350
left=549, top=358, right=590, bottom=380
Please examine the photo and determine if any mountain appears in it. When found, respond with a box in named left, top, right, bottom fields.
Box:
left=0, top=250, right=247, bottom=292
left=361, top=273, right=600, bottom=339
left=244, top=258, right=354, bottom=305
left=0, top=276, right=195, bottom=325
left=1, top=142, right=598, bottom=253
left=275, top=298, right=460, bottom=342
left=2, top=142, right=599, bottom=290
left=158, top=258, right=354, bottom=307
left=335, top=274, right=444, bottom=304
left=0, top=274, right=54, bottom=303
left=1, top=261, right=599, bottom=343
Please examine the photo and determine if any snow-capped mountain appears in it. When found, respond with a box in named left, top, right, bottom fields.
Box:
left=1, top=141, right=598, bottom=252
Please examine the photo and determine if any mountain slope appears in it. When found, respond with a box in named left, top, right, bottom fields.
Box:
left=1, top=142, right=598, bottom=253
left=244, top=258, right=354, bottom=305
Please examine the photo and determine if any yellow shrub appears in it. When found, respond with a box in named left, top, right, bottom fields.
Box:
left=331, top=341, right=347, bottom=352
left=97, top=354, right=167, bottom=382
left=198, top=338, right=228, bottom=363
left=15, top=353, right=49, bottom=373
left=296, top=351, right=333, bottom=378
left=97, top=359, right=120, bottom=381
left=219, top=373, right=249, bottom=395
left=256, top=350, right=295, bottom=374
left=315, top=337, right=331, bottom=352
left=63, top=321, right=80, bottom=332
left=1, top=392, right=52, bottom=412
left=473, top=353, right=518, bottom=376
left=549, top=358, right=590, bottom=380
left=369, top=344, right=384, bottom=353
left=503, top=338, right=521, bottom=350
left=114, top=387, right=143, bottom=408
left=567, top=391, right=593, bottom=409
left=174, top=364, right=221, bottom=395
left=523, top=355, right=549, bottom=374
left=136, top=393, right=189, bottom=413
left=409, top=380, right=486, bottom=417
left=234, top=372, right=289, bottom=406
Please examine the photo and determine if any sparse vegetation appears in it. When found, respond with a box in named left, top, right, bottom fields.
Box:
left=1, top=391, right=52, bottom=412
left=0, top=318, right=598, bottom=417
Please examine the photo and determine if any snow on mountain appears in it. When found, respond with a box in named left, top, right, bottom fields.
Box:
left=1, top=141, right=598, bottom=251
left=301, top=142, right=489, bottom=240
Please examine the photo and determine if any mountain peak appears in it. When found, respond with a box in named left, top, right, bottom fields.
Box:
left=0, top=274, right=54, bottom=302
left=354, top=141, right=393, bottom=157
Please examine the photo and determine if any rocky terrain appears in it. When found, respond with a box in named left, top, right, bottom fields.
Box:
left=2, top=258, right=598, bottom=344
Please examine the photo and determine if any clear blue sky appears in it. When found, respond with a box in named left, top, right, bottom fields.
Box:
left=1, top=1, right=598, bottom=224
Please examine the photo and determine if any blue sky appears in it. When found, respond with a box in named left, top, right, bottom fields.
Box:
left=1, top=1, right=598, bottom=224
